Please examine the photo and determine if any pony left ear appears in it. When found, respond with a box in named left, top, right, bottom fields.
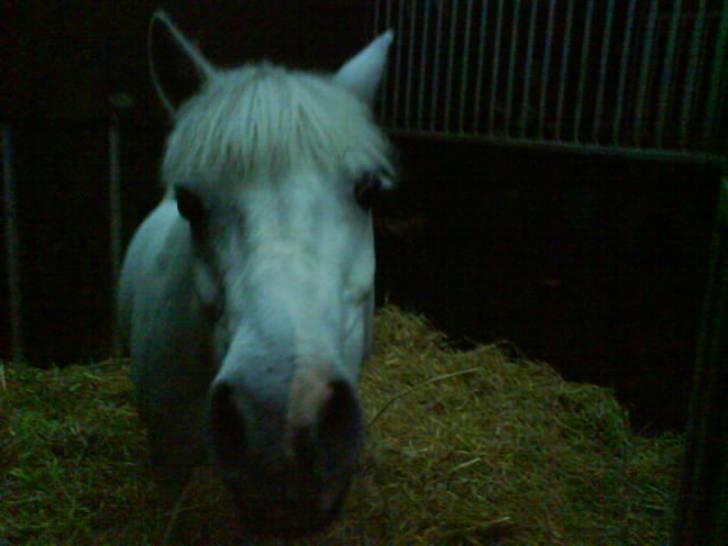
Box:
left=335, top=30, right=394, bottom=104
left=148, top=10, right=219, bottom=117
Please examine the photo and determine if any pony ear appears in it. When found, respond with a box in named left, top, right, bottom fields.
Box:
left=335, top=30, right=394, bottom=104
left=148, top=10, right=219, bottom=117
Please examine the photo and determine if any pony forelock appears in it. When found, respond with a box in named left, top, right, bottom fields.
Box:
left=162, top=63, right=395, bottom=190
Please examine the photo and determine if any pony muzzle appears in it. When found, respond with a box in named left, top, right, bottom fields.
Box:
left=208, top=366, right=363, bottom=537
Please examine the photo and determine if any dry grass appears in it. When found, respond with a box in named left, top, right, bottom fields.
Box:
left=0, top=306, right=683, bottom=545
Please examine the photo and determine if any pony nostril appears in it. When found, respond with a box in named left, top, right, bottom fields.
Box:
left=297, top=380, right=362, bottom=477
left=320, top=381, right=360, bottom=441
left=209, top=382, right=247, bottom=468
left=292, top=424, right=316, bottom=472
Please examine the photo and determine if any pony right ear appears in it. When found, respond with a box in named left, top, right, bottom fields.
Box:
left=148, top=9, right=219, bottom=117
left=335, top=31, right=394, bottom=105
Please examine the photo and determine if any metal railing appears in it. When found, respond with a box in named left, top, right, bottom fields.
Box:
left=372, top=0, right=728, bottom=162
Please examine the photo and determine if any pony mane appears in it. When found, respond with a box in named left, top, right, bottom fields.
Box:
left=162, top=62, right=395, bottom=189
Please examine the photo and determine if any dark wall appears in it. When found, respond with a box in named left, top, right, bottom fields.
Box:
left=3, top=120, right=165, bottom=365
left=375, top=136, right=720, bottom=432
left=2, top=0, right=371, bottom=123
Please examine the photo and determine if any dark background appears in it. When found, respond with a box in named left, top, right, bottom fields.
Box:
left=1, top=1, right=722, bottom=433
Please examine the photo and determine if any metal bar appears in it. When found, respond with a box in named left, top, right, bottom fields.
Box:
left=613, top=0, right=638, bottom=145
left=489, top=0, right=505, bottom=134
left=380, top=0, right=393, bottom=124
left=656, top=0, right=683, bottom=147
left=458, top=0, right=475, bottom=133
left=672, top=179, right=728, bottom=546
left=520, top=0, right=538, bottom=138
left=574, top=0, right=595, bottom=142
left=718, top=57, right=728, bottom=145
left=430, top=0, right=445, bottom=131
left=504, top=0, right=521, bottom=137
left=372, top=0, right=383, bottom=112
left=555, top=0, right=575, bottom=141
left=2, top=125, right=23, bottom=363
left=109, top=114, right=123, bottom=359
left=538, top=0, right=557, bottom=139
left=593, top=0, right=615, bottom=143
left=703, top=1, right=728, bottom=139
left=404, top=0, right=417, bottom=129
left=416, top=0, right=430, bottom=129
left=373, top=0, right=381, bottom=38
left=392, top=0, right=405, bottom=127
left=384, top=127, right=726, bottom=167
left=472, top=0, right=489, bottom=135
left=443, top=0, right=459, bottom=133
left=634, top=0, right=659, bottom=147
left=681, top=0, right=708, bottom=147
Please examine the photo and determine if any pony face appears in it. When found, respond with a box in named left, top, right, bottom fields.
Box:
left=175, top=168, right=378, bottom=535
left=156, top=19, right=395, bottom=537
left=175, top=165, right=383, bottom=378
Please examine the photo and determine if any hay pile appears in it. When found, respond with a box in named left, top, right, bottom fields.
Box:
left=1, top=306, right=682, bottom=545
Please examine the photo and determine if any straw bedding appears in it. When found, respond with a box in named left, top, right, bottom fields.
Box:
left=0, top=306, right=682, bottom=545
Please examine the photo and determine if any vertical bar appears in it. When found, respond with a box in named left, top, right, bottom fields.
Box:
left=430, top=0, right=445, bottom=131
left=373, top=0, right=381, bottom=38
left=555, top=0, right=575, bottom=141
left=520, top=0, right=538, bottom=138
left=612, top=0, right=638, bottom=145
left=672, top=179, right=728, bottom=546
left=703, top=0, right=728, bottom=140
left=472, top=0, right=489, bottom=135
left=504, top=0, right=521, bottom=137
left=416, top=0, right=431, bottom=129
left=681, top=0, right=708, bottom=147
left=404, top=0, right=417, bottom=129
left=380, top=0, right=393, bottom=124
left=443, top=0, right=459, bottom=133
left=489, top=0, right=505, bottom=134
left=458, top=0, right=475, bottom=133
left=656, top=0, right=683, bottom=148
left=2, top=125, right=23, bottom=363
left=593, top=0, right=615, bottom=143
left=717, top=62, right=728, bottom=147
left=109, top=114, right=123, bottom=359
left=634, top=0, right=659, bottom=147
left=392, top=0, right=405, bottom=128
left=573, top=0, right=595, bottom=142
left=538, top=0, right=557, bottom=139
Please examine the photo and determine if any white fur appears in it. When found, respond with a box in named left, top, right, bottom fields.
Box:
left=335, top=30, right=394, bottom=103
left=162, top=62, right=395, bottom=189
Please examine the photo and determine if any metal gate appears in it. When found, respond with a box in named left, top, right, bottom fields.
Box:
left=372, top=0, right=728, bottom=160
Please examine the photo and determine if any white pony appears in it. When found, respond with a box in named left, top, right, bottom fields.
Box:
left=118, top=11, right=395, bottom=538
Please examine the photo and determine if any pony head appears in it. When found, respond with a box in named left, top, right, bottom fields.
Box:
left=152, top=11, right=394, bottom=537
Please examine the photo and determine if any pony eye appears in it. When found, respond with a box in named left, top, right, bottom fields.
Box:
left=175, top=185, right=206, bottom=225
left=354, top=173, right=382, bottom=210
